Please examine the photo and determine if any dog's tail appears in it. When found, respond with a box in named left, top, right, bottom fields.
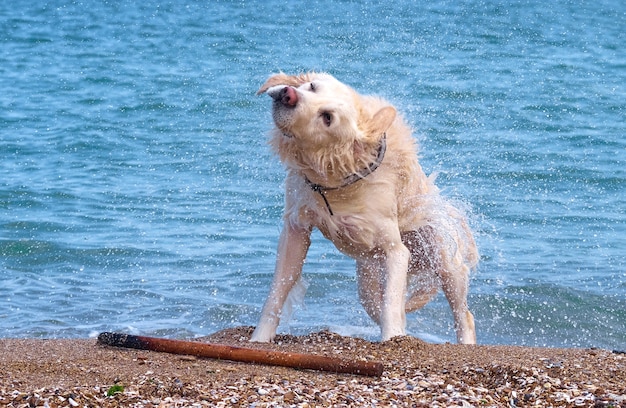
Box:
left=405, top=270, right=439, bottom=313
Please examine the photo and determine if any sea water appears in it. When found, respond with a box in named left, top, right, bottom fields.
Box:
left=1, top=0, right=624, bottom=350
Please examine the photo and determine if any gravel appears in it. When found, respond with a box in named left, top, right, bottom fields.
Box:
left=1, top=326, right=624, bottom=407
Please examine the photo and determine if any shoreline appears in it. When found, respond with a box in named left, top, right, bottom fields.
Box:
left=1, top=326, right=624, bottom=407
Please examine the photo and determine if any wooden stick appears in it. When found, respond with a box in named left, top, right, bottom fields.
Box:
left=97, top=332, right=384, bottom=377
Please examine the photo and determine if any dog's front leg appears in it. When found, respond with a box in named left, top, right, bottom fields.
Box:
left=250, top=223, right=311, bottom=342
left=380, top=241, right=411, bottom=341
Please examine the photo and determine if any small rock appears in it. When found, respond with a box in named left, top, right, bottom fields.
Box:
left=283, top=390, right=297, bottom=402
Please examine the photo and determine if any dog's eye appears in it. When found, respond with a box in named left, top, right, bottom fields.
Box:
left=310, top=82, right=316, bottom=92
left=321, top=111, right=332, bottom=127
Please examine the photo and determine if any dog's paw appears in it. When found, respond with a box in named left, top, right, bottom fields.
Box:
left=249, top=327, right=275, bottom=343
left=381, top=328, right=406, bottom=342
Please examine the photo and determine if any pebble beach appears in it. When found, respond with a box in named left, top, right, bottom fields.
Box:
left=1, top=327, right=624, bottom=407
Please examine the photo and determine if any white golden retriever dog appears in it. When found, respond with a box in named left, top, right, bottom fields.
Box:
left=251, top=72, right=478, bottom=344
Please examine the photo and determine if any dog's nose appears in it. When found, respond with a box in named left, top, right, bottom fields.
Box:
left=272, top=86, right=298, bottom=107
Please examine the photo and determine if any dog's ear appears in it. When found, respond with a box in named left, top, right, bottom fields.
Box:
left=256, top=72, right=314, bottom=95
left=368, top=106, right=396, bottom=136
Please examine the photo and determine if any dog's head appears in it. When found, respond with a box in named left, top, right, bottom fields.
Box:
left=257, top=72, right=396, bottom=148
left=257, top=72, right=397, bottom=180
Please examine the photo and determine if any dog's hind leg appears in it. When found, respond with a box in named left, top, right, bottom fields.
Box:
left=356, top=259, right=384, bottom=325
left=402, top=227, right=440, bottom=312
left=402, top=226, right=475, bottom=343
left=405, top=283, right=438, bottom=312
left=439, top=259, right=476, bottom=344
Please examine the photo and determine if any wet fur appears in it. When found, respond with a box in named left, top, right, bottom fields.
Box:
left=251, top=72, right=478, bottom=343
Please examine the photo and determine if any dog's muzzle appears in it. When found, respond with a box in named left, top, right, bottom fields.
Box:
left=268, top=86, right=298, bottom=107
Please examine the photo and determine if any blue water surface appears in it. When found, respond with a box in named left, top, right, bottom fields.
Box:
left=1, top=0, right=624, bottom=350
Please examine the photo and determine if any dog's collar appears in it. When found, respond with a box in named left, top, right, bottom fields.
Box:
left=304, top=133, right=387, bottom=216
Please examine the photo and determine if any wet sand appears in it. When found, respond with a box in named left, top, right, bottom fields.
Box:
left=1, top=326, right=624, bottom=407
